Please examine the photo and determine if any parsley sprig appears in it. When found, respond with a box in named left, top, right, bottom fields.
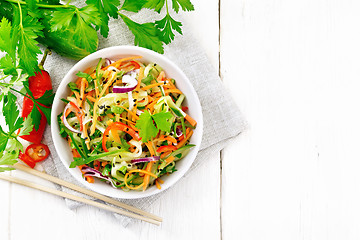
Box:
left=135, top=110, right=173, bottom=142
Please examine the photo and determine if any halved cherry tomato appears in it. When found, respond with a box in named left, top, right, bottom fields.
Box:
left=156, top=145, right=177, bottom=153
left=25, top=143, right=50, bottom=162
left=102, top=122, right=141, bottom=152
left=18, top=152, right=36, bottom=168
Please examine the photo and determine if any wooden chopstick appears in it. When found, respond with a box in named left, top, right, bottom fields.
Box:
left=12, top=163, right=162, bottom=223
left=0, top=174, right=160, bottom=225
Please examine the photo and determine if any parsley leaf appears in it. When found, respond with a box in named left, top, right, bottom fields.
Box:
left=3, top=92, right=23, bottom=134
left=86, top=0, right=120, bottom=37
left=143, top=0, right=165, bottom=13
left=152, top=111, right=173, bottom=132
left=23, top=82, right=54, bottom=129
left=17, top=116, right=34, bottom=137
left=121, top=0, right=147, bottom=12
left=50, top=8, right=76, bottom=32
left=135, top=110, right=158, bottom=142
left=0, top=126, right=9, bottom=153
left=120, top=14, right=164, bottom=54
left=135, top=110, right=173, bottom=142
left=0, top=18, right=16, bottom=61
left=171, top=0, right=195, bottom=13
left=16, top=13, right=44, bottom=76
left=155, top=14, right=182, bottom=44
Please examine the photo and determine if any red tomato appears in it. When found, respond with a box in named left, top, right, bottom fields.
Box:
left=25, top=143, right=50, bottom=162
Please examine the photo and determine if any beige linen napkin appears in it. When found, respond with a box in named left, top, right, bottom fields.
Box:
left=40, top=9, right=246, bottom=226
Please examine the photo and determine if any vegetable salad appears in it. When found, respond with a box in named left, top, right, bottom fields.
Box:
left=58, top=56, right=197, bottom=191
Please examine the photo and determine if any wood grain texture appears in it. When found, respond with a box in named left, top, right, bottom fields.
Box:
left=221, top=0, right=360, bottom=239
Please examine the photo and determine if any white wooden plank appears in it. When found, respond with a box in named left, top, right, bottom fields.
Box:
left=221, top=0, right=360, bottom=239
left=0, top=173, right=10, bottom=240
left=129, top=153, right=221, bottom=240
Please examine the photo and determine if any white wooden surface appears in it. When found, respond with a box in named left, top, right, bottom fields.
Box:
left=3, top=0, right=360, bottom=239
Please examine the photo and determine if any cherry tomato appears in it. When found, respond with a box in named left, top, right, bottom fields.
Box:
left=25, top=143, right=50, bottom=162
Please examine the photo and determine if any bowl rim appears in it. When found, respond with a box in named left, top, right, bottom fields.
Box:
left=51, top=45, right=203, bottom=199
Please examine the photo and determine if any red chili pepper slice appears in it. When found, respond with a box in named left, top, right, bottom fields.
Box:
left=18, top=152, right=36, bottom=168
left=20, top=70, right=52, bottom=143
left=25, top=143, right=50, bottom=162
left=67, top=101, right=84, bottom=131
left=130, top=61, right=140, bottom=69
left=102, top=122, right=141, bottom=152
left=181, top=106, right=188, bottom=112
left=156, top=145, right=177, bottom=153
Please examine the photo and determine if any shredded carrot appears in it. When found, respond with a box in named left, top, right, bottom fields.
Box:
left=141, top=82, right=164, bottom=91
left=101, top=161, right=109, bottom=167
left=80, top=78, right=88, bottom=102
left=142, top=162, right=155, bottom=191
left=152, top=89, right=183, bottom=98
left=177, top=128, right=193, bottom=148
left=117, top=105, right=140, bottom=120
left=157, top=178, right=164, bottom=184
left=158, top=135, right=177, bottom=144
left=155, top=179, right=161, bottom=189
left=165, top=156, right=175, bottom=164
left=145, top=141, right=156, bottom=156
left=102, top=56, right=142, bottom=71
left=185, top=114, right=197, bottom=127
left=160, top=151, right=171, bottom=159
left=94, top=160, right=100, bottom=170
left=86, top=95, right=96, bottom=102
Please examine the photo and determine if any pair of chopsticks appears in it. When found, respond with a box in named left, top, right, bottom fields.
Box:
left=0, top=163, right=162, bottom=225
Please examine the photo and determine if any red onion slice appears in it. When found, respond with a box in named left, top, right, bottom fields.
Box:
left=105, top=58, right=113, bottom=66
left=131, top=156, right=160, bottom=164
left=63, top=103, right=82, bottom=134
left=82, top=166, right=119, bottom=188
left=112, top=74, right=138, bottom=93
left=175, top=126, right=183, bottom=137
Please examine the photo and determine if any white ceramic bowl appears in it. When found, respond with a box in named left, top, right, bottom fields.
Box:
left=51, top=46, right=203, bottom=199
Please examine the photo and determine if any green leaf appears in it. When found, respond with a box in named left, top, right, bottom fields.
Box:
left=0, top=127, right=9, bottom=153
left=38, top=104, right=52, bottom=125
left=143, top=0, right=165, bottom=13
left=135, top=110, right=158, bottom=142
left=16, top=14, right=44, bottom=76
left=121, top=0, right=147, bottom=12
left=152, top=111, right=173, bottom=132
left=78, top=5, right=102, bottom=27
left=171, top=0, right=194, bottom=13
left=3, top=92, right=23, bottom=133
left=155, top=14, right=182, bottom=44
left=72, top=14, right=98, bottom=52
left=86, top=0, right=120, bottom=37
left=120, top=14, right=164, bottom=54
left=35, top=89, right=55, bottom=106
left=0, top=54, right=17, bottom=76
left=30, top=103, right=42, bottom=130
left=76, top=71, right=93, bottom=83
left=17, top=116, right=34, bottom=137
left=50, top=8, right=76, bottom=32
left=68, top=82, right=80, bottom=92
left=0, top=17, right=16, bottom=61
